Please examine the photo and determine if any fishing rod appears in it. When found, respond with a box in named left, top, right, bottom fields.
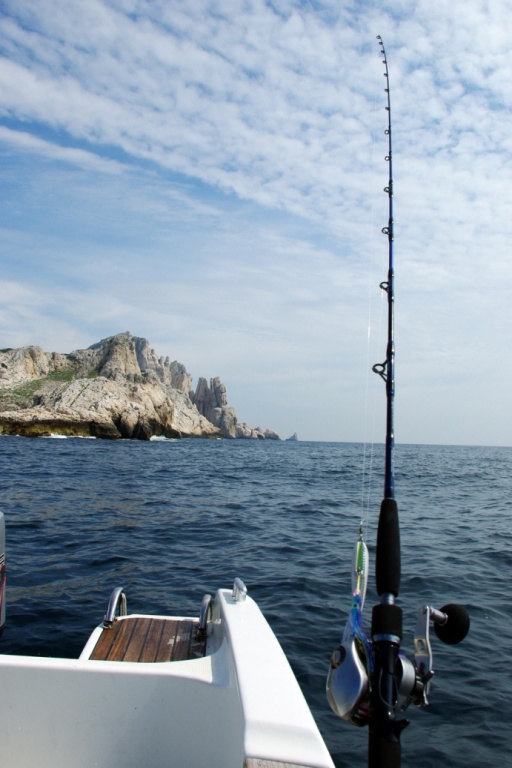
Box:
left=368, top=35, right=403, bottom=767
left=327, top=37, right=470, bottom=768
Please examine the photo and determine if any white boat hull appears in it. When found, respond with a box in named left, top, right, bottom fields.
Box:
left=0, top=588, right=334, bottom=768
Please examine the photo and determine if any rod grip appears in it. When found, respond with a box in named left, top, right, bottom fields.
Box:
left=368, top=733, right=401, bottom=768
left=376, top=498, right=401, bottom=597
left=372, top=602, right=402, bottom=639
left=368, top=612, right=405, bottom=768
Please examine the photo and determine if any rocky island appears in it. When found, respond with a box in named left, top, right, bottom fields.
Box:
left=0, top=332, right=279, bottom=441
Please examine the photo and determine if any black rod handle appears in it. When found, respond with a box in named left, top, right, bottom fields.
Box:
left=368, top=610, right=405, bottom=768
left=376, top=498, right=401, bottom=597
left=369, top=731, right=401, bottom=768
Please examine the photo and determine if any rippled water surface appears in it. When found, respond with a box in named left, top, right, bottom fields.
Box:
left=1, top=436, right=510, bottom=767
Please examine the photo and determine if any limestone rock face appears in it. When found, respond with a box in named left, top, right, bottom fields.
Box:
left=0, top=332, right=279, bottom=441
left=169, top=361, right=193, bottom=394
left=0, top=346, right=50, bottom=387
left=235, top=423, right=280, bottom=440
left=70, top=332, right=188, bottom=389
left=0, top=376, right=180, bottom=440
left=192, top=376, right=238, bottom=437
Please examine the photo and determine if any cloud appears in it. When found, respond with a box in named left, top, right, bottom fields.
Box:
left=0, top=0, right=511, bottom=444
left=0, top=126, right=126, bottom=174
left=0, top=1, right=369, bottom=226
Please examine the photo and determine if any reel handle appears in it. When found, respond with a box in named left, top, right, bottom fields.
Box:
left=432, top=603, right=470, bottom=645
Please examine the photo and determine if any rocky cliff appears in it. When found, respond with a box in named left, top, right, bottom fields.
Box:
left=0, top=332, right=279, bottom=441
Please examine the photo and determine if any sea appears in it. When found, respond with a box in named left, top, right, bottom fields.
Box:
left=0, top=435, right=510, bottom=768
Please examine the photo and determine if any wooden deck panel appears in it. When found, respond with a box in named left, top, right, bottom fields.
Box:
left=138, top=617, right=166, bottom=662
left=89, top=617, right=206, bottom=663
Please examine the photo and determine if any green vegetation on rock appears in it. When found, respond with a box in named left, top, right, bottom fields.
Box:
left=46, top=368, right=75, bottom=382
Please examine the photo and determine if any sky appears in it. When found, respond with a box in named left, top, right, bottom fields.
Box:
left=1, top=0, right=511, bottom=446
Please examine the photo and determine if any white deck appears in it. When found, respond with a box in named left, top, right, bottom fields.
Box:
left=0, top=589, right=334, bottom=768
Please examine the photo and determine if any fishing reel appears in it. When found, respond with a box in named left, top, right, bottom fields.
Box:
left=326, top=530, right=470, bottom=727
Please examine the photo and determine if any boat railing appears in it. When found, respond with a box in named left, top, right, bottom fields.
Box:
left=232, top=577, right=247, bottom=603
left=103, top=586, right=128, bottom=628
left=198, top=593, right=213, bottom=635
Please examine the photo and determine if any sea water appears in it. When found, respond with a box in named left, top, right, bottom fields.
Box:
left=0, top=435, right=510, bottom=767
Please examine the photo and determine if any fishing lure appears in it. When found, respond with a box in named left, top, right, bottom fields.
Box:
left=346, top=523, right=373, bottom=675
left=326, top=524, right=373, bottom=727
